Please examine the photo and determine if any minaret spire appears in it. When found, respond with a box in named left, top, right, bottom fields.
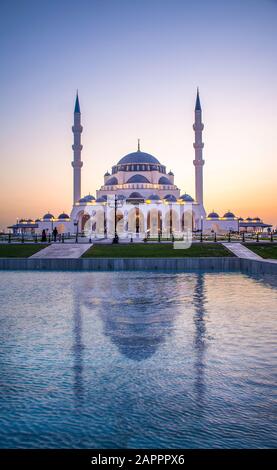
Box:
left=195, top=87, right=201, bottom=111
left=71, top=92, right=83, bottom=204
left=193, top=88, right=204, bottom=205
left=137, top=138, right=141, bottom=152
left=74, top=90, right=80, bottom=113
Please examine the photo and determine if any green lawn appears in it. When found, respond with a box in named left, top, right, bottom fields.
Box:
left=82, top=242, right=234, bottom=258
left=0, top=244, right=48, bottom=258
left=245, top=243, right=277, bottom=259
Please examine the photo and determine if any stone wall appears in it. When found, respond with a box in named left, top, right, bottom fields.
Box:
left=0, top=257, right=276, bottom=274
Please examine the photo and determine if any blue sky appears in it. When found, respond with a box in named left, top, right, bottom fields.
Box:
left=0, top=0, right=276, bottom=227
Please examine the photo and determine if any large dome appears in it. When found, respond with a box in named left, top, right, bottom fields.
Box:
left=117, top=151, right=160, bottom=165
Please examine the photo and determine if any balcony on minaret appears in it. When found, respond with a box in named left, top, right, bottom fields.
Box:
left=71, top=161, right=83, bottom=168
left=193, top=142, right=204, bottom=149
left=72, top=124, right=83, bottom=133
left=72, top=144, right=83, bottom=151
left=193, top=159, right=205, bottom=166
left=193, top=123, right=204, bottom=131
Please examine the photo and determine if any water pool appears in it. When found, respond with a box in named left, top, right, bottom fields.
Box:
left=0, top=271, right=276, bottom=448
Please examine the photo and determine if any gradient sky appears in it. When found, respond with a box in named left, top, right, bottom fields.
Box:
left=0, top=0, right=276, bottom=229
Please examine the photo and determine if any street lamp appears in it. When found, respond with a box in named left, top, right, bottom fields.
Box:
left=74, top=220, right=78, bottom=243
left=111, top=195, right=123, bottom=244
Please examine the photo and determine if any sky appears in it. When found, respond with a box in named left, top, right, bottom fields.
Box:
left=0, top=0, right=276, bottom=229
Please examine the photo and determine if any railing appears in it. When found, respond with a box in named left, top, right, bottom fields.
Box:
left=0, top=231, right=276, bottom=244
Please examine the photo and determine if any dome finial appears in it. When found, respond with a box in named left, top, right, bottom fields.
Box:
left=137, top=138, right=141, bottom=152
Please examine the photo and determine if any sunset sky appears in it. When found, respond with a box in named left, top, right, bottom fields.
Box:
left=0, top=0, right=276, bottom=229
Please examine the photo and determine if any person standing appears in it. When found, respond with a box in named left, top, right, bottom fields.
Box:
left=53, top=227, right=58, bottom=242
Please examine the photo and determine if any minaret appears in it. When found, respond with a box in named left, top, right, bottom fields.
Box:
left=193, top=88, right=204, bottom=205
left=71, top=92, right=83, bottom=204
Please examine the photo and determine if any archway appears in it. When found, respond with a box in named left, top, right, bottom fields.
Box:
left=81, top=214, right=90, bottom=232
left=182, top=211, right=193, bottom=232
left=107, top=209, right=124, bottom=238
left=164, top=208, right=179, bottom=236
left=147, top=208, right=162, bottom=236
left=128, top=207, right=145, bottom=235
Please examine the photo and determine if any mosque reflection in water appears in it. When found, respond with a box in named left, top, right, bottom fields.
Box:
left=71, top=272, right=207, bottom=404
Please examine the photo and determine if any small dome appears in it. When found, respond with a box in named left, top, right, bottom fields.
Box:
left=35, top=218, right=40, bottom=222
left=208, top=211, right=219, bottom=218
left=238, top=217, right=244, bottom=221
left=147, top=194, right=161, bottom=201
left=104, top=171, right=110, bottom=176
left=106, top=176, right=118, bottom=186
left=127, top=174, right=150, bottom=183
left=79, top=194, right=95, bottom=203
left=43, top=213, right=54, bottom=220
left=180, top=193, right=194, bottom=202
left=58, top=213, right=70, bottom=219
left=246, top=217, right=253, bottom=221
left=96, top=196, right=106, bottom=203
left=164, top=194, right=177, bottom=202
left=27, top=218, right=33, bottom=222
left=159, top=176, right=171, bottom=185
left=253, top=216, right=261, bottom=221
left=117, top=151, right=160, bottom=165
left=168, top=170, right=174, bottom=176
left=128, top=192, right=144, bottom=199
left=224, top=211, right=235, bottom=218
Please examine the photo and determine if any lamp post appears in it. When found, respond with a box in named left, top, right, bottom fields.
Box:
left=200, top=215, right=203, bottom=242
left=74, top=220, right=78, bottom=243
left=114, top=195, right=118, bottom=243
left=112, top=195, right=123, bottom=244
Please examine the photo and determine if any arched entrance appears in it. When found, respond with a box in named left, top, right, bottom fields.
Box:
left=81, top=214, right=90, bottom=232
left=164, top=207, right=179, bottom=236
left=107, top=209, right=124, bottom=238
left=76, top=210, right=90, bottom=234
left=182, top=211, right=193, bottom=232
left=147, top=208, right=162, bottom=236
left=128, top=207, right=145, bottom=235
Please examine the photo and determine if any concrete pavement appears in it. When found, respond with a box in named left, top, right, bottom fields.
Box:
left=30, top=243, right=91, bottom=258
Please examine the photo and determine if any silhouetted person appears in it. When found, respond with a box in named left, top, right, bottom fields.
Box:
left=41, top=229, right=47, bottom=242
left=53, top=227, right=58, bottom=242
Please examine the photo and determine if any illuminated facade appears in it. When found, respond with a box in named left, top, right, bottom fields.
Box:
left=70, top=90, right=237, bottom=238
left=10, top=91, right=272, bottom=237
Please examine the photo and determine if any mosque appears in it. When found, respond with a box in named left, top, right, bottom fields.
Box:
left=9, top=91, right=272, bottom=237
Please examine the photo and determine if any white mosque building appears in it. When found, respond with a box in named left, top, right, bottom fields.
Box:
left=9, top=91, right=272, bottom=237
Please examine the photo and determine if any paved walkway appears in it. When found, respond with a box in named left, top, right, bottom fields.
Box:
left=30, top=243, right=92, bottom=259
left=222, top=242, right=263, bottom=260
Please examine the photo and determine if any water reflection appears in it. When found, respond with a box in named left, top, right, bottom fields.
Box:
left=1, top=271, right=275, bottom=448
left=192, top=273, right=207, bottom=407
left=83, top=274, right=184, bottom=362
left=72, top=291, right=85, bottom=404
left=247, top=272, right=277, bottom=290
left=99, top=303, right=175, bottom=361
